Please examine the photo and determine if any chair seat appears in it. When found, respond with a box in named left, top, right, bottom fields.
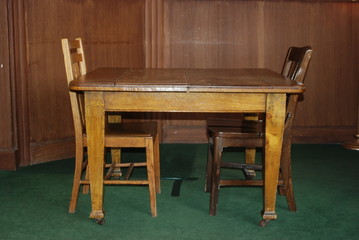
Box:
left=106, top=122, right=157, bottom=137
left=83, top=122, right=157, bottom=145
left=207, top=118, right=263, bottom=128
left=207, top=117, right=264, bottom=138
left=83, top=122, right=157, bottom=140
left=208, top=126, right=263, bottom=138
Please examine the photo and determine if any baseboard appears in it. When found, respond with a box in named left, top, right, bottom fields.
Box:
left=29, top=137, right=76, bottom=165
left=162, top=125, right=207, bottom=143
left=162, top=125, right=357, bottom=144
left=0, top=149, right=18, bottom=170
left=20, top=126, right=357, bottom=166
left=293, top=126, right=356, bottom=144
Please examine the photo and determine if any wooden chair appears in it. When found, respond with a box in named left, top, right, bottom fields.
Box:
left=61, top=38, right=160, bottom=219
left=205, top=46, right=312, bottom=217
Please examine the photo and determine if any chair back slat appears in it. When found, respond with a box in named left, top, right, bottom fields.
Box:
left=71, top=53, right=83, bottom=64
left=69, top=39, right=81, bottom=49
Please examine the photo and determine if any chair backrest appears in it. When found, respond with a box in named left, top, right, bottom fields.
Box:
left=61, top=38, right=87, bottom=139
left=62, top=38, right=87, bottom=83
left=281, top=46, right=312, bottom=83
left=281, top=46, right=312, bottom=129
left=247, top=47, right=312, bottom=123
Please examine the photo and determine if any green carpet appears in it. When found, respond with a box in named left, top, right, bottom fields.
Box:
left=0, top=144, right=358, bottom=240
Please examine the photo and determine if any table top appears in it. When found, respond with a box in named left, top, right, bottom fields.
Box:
left=69, top=67, right=305, bottom=93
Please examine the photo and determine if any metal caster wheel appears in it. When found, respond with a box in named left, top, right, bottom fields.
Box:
left=259, top=219, right=270, bottom=227
left=95, top=218, right=105, bottom=225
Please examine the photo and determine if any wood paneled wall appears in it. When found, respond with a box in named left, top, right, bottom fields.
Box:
left=160, top=0, right=359, bottom=143
left=2, top=0, right=358, bottom=168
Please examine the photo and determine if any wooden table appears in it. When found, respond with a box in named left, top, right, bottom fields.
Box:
left=69, top=67, right=305, bottom=222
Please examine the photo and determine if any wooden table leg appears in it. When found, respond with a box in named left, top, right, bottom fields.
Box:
left=262, top=93, right=286, bottom=221
left=85, top=92, right=105, bottom=220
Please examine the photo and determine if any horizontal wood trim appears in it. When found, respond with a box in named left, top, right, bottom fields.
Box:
left=23, top=125, right=357, bottom=164
left=161, top=125, right=357, bottom=144
left=0, top=150, right=18, bottom=170
left=248, top=0, right=358, bottom=2
left=104, top=92, right=266, bottom=113
left=162, top=125, right=207, bottom=143
left=29, top=138, right=75, bottom=165
left=220, top=180, right=264, bottom=186
left=80, top=180, right=149, bottom=185
left=292, top=126, right=357, bottom=144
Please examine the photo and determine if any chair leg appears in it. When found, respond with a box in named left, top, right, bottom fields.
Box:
left=209, top=136, right=223, bottom=216
left=154, top=133, right=161, bottom=194
left=69, top=144, right=84, bottom=213
left=279, top=138, right=297, bottom=212
left=280, top=155, right=297, bottom=211
left=111, top=148, right=122, bottom=179
left=278, top=170, right=285, bottom=196
left=82, top=164, right=89, bottom=194
left=146, top=137, right=157, bottom=217
left=245, top=148, right=256, bottom=178
left=108, top=114, right=122, bottom=179
left=205, top=138, right=214, bottom=193
left=284, top=174, right=296, bottom=212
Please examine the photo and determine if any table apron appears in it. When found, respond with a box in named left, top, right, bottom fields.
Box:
left=103, top=92, right=268, bottom=113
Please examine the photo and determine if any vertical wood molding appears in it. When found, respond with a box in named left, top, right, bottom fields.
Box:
left=8, top=0, right=17, bottom=151
left=257, top=1, right=265, bottom=68
left=0, top=0, right=18, bottom=170
left=0, top=0, right=13, bottom=149
left=145, top=0, right=164, bottom=68
left=11, top=0, right=30, bottom=167
left=145, top=0, right=165, bottom=142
